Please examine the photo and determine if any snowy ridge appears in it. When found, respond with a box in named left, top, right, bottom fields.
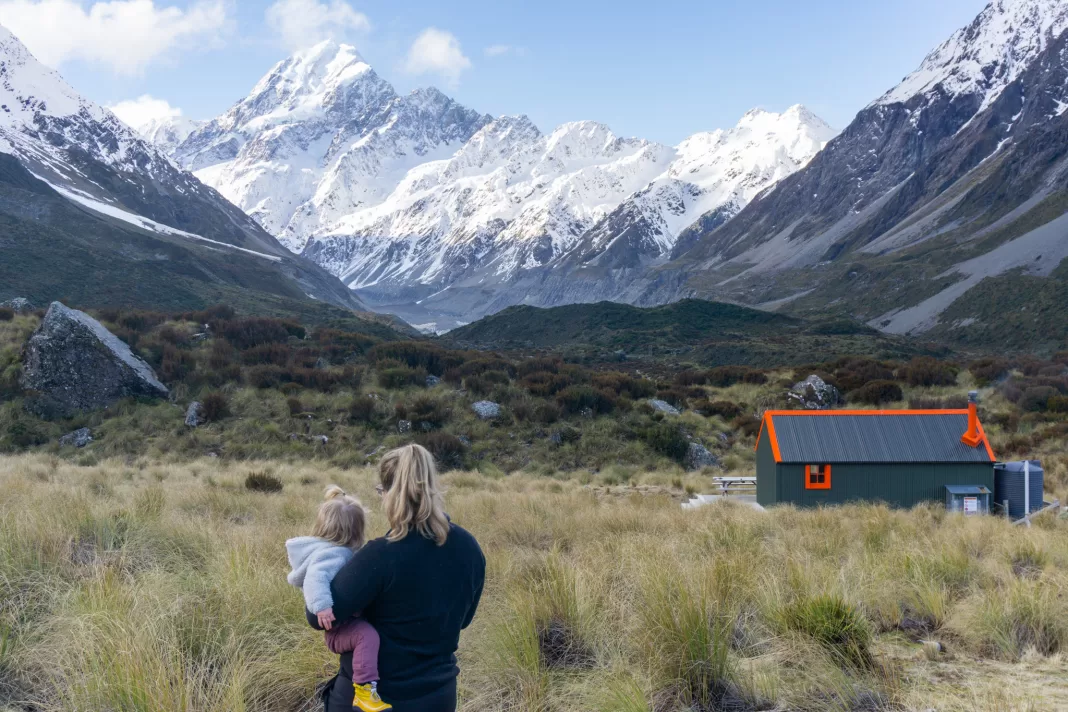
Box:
left=876, top=0, right=1068, bottom=110
left=304, top=105, right=835, bottom=290
left=129, top=115, right=205, bottom=155
left=174, top=40, right=492, bottom=252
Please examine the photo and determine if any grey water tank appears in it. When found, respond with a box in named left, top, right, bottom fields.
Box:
left=994, top=460, right=1044, bottom=519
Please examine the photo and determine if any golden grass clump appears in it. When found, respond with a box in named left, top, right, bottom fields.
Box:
left=0, top=454, right=1066, bottom=711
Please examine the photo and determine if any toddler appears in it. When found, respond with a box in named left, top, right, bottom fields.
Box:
left=286, top=486, right=391, bottom=712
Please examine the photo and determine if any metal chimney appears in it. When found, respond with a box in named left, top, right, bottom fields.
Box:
left=961, top=391, right=982, bottom=448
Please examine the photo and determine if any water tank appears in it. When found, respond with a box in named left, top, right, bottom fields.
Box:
left=994, top=460, right=1044, bottom=519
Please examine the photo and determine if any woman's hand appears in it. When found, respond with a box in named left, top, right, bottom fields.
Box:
left=316, top=607, right=336, bottom=631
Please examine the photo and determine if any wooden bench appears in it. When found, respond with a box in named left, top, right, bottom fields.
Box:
left=712, top=476, right=756, bottom=497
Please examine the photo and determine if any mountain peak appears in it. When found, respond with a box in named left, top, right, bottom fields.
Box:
left=875, top=0, right=1068, bottom=109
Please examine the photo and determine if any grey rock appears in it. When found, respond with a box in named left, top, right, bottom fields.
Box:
left=2, top=297, right=34, bottom=314
left=550, top=431, right=563, bottom=446
left=184, top=401, right=204, bottom=427
left=315, top=435, right=329, bottom=445
left=579, top=407, right=594, bottom=419
left=788, top=375, right=841, bottom=410
left=59, top=427, right=93, bottom=448
left=20, top=303, right=169, bottom=418
left=314, top=357, right=331, bottom=370
left=648, top=399, right=682, bottom=415
left=472, top=401, right=501, bottom=420
left=684, top=442, right=718, bottom=471
left=419, top=421, right=434, bottom=432
left=425, top=375, right=442, bottom=387
left=397, top=419, right=412, bottom=434
left=457, top=435, right=472, bottom=447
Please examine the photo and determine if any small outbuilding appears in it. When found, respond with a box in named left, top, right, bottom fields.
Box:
left=755, top=397, right=996, bottom=509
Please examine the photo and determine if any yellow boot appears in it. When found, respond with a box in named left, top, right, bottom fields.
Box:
left=353, top=682, right=392, bottom=711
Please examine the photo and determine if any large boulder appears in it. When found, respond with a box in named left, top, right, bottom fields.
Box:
left=684, top=442, right=718, bottom=471
left=59, top=427, right=93, bottom=448
left=20, top=302, right=169, bottom=418
left=648, top=399, right=681, bottom=415
left=472, top=401, right=501, bottom=420
left=788, top=375, right=842, bottom=410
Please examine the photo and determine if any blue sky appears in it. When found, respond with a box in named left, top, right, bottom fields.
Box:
left=1, top=0, right=989, bottom=143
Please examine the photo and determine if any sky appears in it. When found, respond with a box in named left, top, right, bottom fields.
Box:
left=0, top=0, right=990, bottom=144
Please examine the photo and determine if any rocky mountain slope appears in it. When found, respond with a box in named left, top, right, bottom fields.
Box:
left=128, top=115, right=204, bottom=156
left=0, top=23, right=365, bottom=314
left=638, top=0, right=1068, bottom=350
left=174, top=41, right=492, bottom=252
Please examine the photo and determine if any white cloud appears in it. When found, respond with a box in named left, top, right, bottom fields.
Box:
left=107, top=95, right=182, bottom=131
left=484, top=44, right=525, bottom=58
left=0, top=0, right=231, bottom=76
left=404, top=28, right=471, bottom=86
left=265, top=0, right=370, bottom=51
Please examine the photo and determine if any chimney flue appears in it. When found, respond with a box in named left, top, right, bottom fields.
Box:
left=961, top=391, right=982, bottom=447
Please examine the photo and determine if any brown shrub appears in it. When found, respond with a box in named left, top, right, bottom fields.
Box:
left=556, top=386, right=617, bottom=415
left=850, top=380, right=903, bottom=405
left=214, top=317, right=302, bottom=350
left=0, top=307, right=16, bottom=322
left=287, top=398, right=304, bottom=416
left=1021, top=387, right=1057, bottom=413
left=593, top=372, right=656, bottom=399
left=969, top=358, right=1011, bottom=385
left=697, top=400, right=743, bottom=420
left=731, top=415, right=762, bottom=437
left=245, top=472, right=283, bottom=493
left=200, top=392, right=230, bottom=422
left=416, top=432, right=466, bottom=471
left=900, top=357, right=958, bottom=387
left=349, top=396, right=378, bottom=424
left=833, top=358, right=895, bottom=392
left=242, top=343, right=292, bottom=366
left=160, top=345, right=196, bottom=383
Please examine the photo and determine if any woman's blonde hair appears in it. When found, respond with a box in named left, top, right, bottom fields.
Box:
left=379, top=444, right=449, bottom=546
left=312, top=486, right=367, bottom=550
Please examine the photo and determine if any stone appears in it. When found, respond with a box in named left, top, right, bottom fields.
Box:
left=684, top=442, right=718, bottom=471
left=648, top=399, right=682, bottom=415
left=419, top=421, right=434, bottom=432
left=458, top=435, right=472, bottom=447
left=185, top=401, right=204, bottom=427
left=59, top=427, right=93, bottom=448
left=425, top=375, right=442, bottom=387
left=2, top=297, right=34, bottom=314
left=472, top=401, right=501, bottom=420
left=397, top=419, right=412, bottom=434
left=550, top=431, right=563, bottom=446
left=788, top=375, right=842, bottom=410
left=579, top=407, right=594, bottom=419
left=315, top=435, right=329, bottom=445
left=314, top=357, right=330, bottom=370
left=20, top=302, right=168, bottom=418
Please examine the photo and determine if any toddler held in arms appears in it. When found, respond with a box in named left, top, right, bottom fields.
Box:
left=286, top=486, right=391, bottom=712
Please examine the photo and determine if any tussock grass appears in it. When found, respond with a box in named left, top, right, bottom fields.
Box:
left=0, top=455, right=1066, bottom=711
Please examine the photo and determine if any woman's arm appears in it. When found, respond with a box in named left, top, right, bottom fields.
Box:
left=462, top=542, right=487, bottom=630
left=306, top=540, right=388, bottom=630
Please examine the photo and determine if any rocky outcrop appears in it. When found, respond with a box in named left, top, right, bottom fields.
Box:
left=788, top=375, right=842, bottom=410
left=2, top=297, right=34, bottom=314
left=185, top=402, right=204, bottom=427
left=684, top=442, right=718, bottom=471
left=20, top=302, right=169, bottom=418
left=472, top=401, right=501, bottom=420
left=59, top=427, right=92, bottom=448
left=649, top=399, right=681, bottom=415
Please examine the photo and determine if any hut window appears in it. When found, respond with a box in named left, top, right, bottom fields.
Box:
left=806, top=464, right=831, bottom=490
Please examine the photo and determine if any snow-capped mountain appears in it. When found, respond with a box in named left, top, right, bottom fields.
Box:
left=174, top=40, right=491, bottom=252
left=636, top=0, right=1068, bottom=346
left=127, top=115, right=204, bottom=155
left=0, top=23, right=365, bottom=312
left=299, top=106, right=832, bottom=304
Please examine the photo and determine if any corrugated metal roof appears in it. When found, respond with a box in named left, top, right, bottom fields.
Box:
left=769, top=412, right=994, bottom=464
left=945, top=485, right=991, bottom=495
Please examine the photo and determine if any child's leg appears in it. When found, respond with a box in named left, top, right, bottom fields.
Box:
left=324, top=618, right=380, bottom=683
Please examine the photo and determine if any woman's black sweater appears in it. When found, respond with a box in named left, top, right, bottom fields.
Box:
left=307, top=523, right=485, bottom=701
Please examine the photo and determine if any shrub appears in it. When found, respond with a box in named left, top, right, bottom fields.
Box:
left=157, top=324, right=191, bottom=347
left=642, top=423, right=689, bottom=463
left=245, top=472, right=284, bottom=493
left=592, top=372, right=657, bottom=399
left=416, top=432, right=466, bottom=471
left=246, top=365, right=287, bottom=389
left=901, top=357, right=958, bottom=387
left=535, top=403, right=561, bottom=425
left=556, top=386, right=617, bottom=416
left=0, top=307, right=14, bottom=322
left=376, top=363, right=428, bottom=389
left=674, top=369, right=708, bottom=386
left=849, top=380, right=903, bottom=405
left=833, top=358, right=895, bottom=392
left=209, top=339, right=238, bottom=369
left=730, top=415, right=761, bottom=437
left=200, top=392, right=230, bottom=422
left=517, top=356, right=562, bottom=377
left=242, top=343, right=292, bottom=366
left=521, top=370, right=582, bottom=397
left=970, top=358, right=1010, bottom=386
left=349, top=396, right=378, bottom=424
left=697, top=400, right=743, bottom=420
left=214, top=317, right=303, bottom=349
left=706, top=366, right=767, bottom=387
left=159, top=345, right=196, bottom=383
left=287, top=397, right=304, bottom=417
left=463, top=376, right=495, bottom=397
left=1021, top=386, right=1057, bottom=413
left=406, top=395, right=449, bottom=428
left=782, top=595, right=873, bottom=669
left=1049, top=395, right=1068, bottom=413
left=368, top=342, right=462, bottom=377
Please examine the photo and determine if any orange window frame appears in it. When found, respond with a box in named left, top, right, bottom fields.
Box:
left=805, top=464, right=832, bottom=490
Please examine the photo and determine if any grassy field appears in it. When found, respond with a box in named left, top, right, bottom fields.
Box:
left=0, top=455, right=1066, bottom=712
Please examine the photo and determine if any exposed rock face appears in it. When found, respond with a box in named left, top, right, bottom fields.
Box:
left=59, top=427, right=92, bottom=448
left=472, top=401, right=501, bottom=420
left=648, top=399, right=682, bottom=415
left=2, top=298, right=34, bottom=313
left=20, top=302, right=169, bottom=417
left=185, top=402, right=204, bottom=427
left=788, top=375, right=842, bottom=410
left=397, top=420, right=412, bottom=434
left=684, top=442, right=718, bottom=471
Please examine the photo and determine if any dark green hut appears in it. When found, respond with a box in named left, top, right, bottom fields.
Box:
left=754, top=405, right=996, bottom=509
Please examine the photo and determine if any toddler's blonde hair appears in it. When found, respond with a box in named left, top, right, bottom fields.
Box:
left=312, top=485, right=367, bottom=550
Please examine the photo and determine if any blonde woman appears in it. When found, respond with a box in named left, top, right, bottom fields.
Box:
left=310, top=444, right=485, bottom=712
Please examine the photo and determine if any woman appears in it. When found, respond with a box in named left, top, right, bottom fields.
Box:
left=309, top=444, right=486, bottom=712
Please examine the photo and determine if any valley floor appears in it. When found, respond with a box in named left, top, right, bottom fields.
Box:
left=1, top=455, right=1066, bottom=712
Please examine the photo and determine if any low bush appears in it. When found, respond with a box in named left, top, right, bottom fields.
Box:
left=1021, top=386, right=1057, bottom=413
left=376, top=363, right=428, bottom=389
left=416, top=432, right=466, bottom=471
left=833, top=357, right=895, bottom=392
left=200, top=392, right=230, bottom=422
left=245, top=472, right=283, bottom=493
left=0, top=307, right=15, bottom=322
left=1049, top=395, right=1068, bottom=413
left=970, top=358, right=1011, bottom=385
left=731, top=415, right=762, bottom=437
left=706, top=366, right=767, bottom=387
left=556, top=386, right=617, bottom=416
left=696, top=400, right=742, bottom=420
left=349, top=396, right=378, bottom=424
left=850, top=380, right=903, bottom=405
left=287, top=398, right=304, bottom=417
left=901, top=356, right=958, bottom=387
left=214, top=317, right=303, bottom=349
left=592, top=372, right=656, bottom=399
left=642, top=423, right=689, bottom=463
left=406, top=395, right=450, bottom=429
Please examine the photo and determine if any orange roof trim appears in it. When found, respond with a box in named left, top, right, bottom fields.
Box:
left=755, top=409, right=995, bottom=464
